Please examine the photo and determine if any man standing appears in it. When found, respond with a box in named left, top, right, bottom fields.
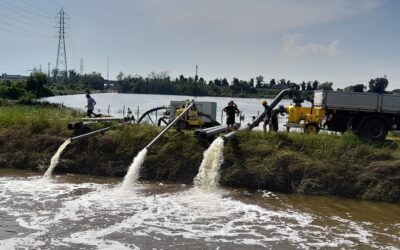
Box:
left=261, top=100, right=272, bottom=132
left=85, top=94, right=96, bottom=117
left=223, top=100, right=239, bottom=132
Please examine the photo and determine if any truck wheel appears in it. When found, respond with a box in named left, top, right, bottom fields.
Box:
left=176, top=119, right=187, bottom=131
left=304, top=123, right=320, bottom=134
left=358, top=119, right=388, bottom=141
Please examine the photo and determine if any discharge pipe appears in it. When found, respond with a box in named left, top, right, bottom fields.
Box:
left=248, top=88, right=292, bottom=131
left=194, top=124, right=226, bottom=137
left=145, top=101, right=194, bottom=150
left=199, top=125, right=227, bottom=138
left=70, top=121, right=132, bottom=141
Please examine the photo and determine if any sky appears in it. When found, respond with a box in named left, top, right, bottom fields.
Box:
left=0, top=0, right=399, bottom=89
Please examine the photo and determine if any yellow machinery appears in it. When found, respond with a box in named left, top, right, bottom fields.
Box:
left=174, top=102, right=204, bottom=131
left=285, top=105, right=325, bottom=133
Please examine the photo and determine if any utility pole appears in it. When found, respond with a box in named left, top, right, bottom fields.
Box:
left=107, top=56, right=109, bottom=82
left=195, top=64, right=198, bottom=82
left=47, top=62, right=50, bottom=78
left=55, top=7, right=68, bottom=83
left=106, top=56, right=110, bottom=89
left=80, top=58, right=83, bottom=75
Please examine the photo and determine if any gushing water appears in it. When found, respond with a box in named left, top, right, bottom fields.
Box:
left=43, top=138, right=71, bottom=178
left=194, top=137, right=225, bottom=190
left=121, top=148, right=148, bottom=190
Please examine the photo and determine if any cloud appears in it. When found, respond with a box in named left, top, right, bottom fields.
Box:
left=281, top=33, right=341, bottom=57
left=138, top=0, right=385, bottom=36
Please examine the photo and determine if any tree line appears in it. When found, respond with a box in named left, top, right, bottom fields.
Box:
left=0, top=70, right=393, bottom=101
left=115, top=71, right=392, bottom=97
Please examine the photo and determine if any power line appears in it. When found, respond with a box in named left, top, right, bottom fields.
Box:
left=0, top=0, right=53, bottom=19
left=18, top=0, right=54, bottom=16
left=0, top=26, right=45, bottom=37
left=0, top=1, right=51, bottom=27
left=0, top=18, right=54, bottom=37
left=0, top=13, right=49, bottom=28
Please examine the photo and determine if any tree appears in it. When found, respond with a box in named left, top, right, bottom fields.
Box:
left=232, top=78, right=240, bottom=86
left=221, top=78, right=229, bottom=86
left=317, top=82, right=333, bottom=91
left=79, top=72, right=105, bottom=90
left=255, top=75, right=264, bottom=88
left=26, top=72, right=51, bottom=97
left=368, top=77, right=388, bottom=94
left=278, top=79, right=286, bottom=86
left=306, top=81, right=312, bottom=91
left=344, top=84, right=366, bottom=92
left=213, top=79, right=221, bottom=86
left=301, top=81, right=306, bottom=91
left=117, top=72, right=124, bottom=82
left=269, top=78, right=276, bottom=88
left=249, top=78, right=254, bottom=88
left=312, top=80, right=319, bottom=90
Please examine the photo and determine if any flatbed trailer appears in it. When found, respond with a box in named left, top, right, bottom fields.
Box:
left=314, top=90, right=400, bottom=140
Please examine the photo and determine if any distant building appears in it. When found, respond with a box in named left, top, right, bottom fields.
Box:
left=1, top=73, right=27, bottom=80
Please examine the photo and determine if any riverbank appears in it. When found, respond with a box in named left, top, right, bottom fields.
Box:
left=0, top=105, right=399, bottom=202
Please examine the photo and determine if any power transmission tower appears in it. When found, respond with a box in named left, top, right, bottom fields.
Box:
left=55, top=7, right=68, bottom=83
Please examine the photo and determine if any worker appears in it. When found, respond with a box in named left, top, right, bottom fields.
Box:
left=223, top=100, right=240, bottom=132
left=261, top=100, right=272, bottom=132
left=85, top=94, right=97, bottom=117
left=269, top=110, right=279, bottom=132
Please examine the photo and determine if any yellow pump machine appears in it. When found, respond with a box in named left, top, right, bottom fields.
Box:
left=285, top=104, right=325, bottom=133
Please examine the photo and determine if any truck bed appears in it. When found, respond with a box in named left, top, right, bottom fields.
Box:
left=314, top=90, right=400, bottom=113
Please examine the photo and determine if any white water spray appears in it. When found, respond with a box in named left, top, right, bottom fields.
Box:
left=194, top=137, right=225, bottom=190
left=43, top=138, right=72, bottom=178
left=121, top=148, right=148, bottom=190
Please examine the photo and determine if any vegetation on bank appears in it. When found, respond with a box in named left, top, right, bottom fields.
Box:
left=1, top=70, right=393, bottom=100
left=0, top=104, right=399, bottom=202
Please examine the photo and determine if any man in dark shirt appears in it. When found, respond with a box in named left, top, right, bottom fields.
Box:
left=262, top=100, right=272, bottom=132
left=223, top=101, right=239, bottom=132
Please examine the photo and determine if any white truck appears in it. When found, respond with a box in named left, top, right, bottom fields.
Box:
left=314, top=90, right=400, bottom=140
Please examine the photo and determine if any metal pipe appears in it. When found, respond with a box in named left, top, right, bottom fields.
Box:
left=199, top=125, right=227, bottom=138
left=70, top=121, right=132, bottom=141
left=194, top=124, right=226, bottom=136
left=221, top=125, right=248, bottom=143
left=221, top=131, right=237, bottom=143
left=145, top=101, right=194, bottom=150
left=80, top=117, right=125, bottom=122
left=248, top=88, right=292, bottom=131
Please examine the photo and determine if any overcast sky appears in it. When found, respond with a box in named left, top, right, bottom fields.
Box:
left=1, top=0, right=399, bottom=89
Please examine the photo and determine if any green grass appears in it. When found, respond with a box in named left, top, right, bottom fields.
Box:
left=0, top=104, right=399, bottom=202
left=0, top=105, right=82, bottom=136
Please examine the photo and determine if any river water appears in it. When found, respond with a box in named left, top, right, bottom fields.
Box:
left=43, top=93, right=302, bottom=130
left=0, top=169, right=399, bottom=249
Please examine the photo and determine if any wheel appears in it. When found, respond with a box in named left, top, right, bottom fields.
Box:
left=358, top=118, right=388, bottom=141
left=175, top=119, right=187, bottom=131
left=304, top=123, right=320, bottom=134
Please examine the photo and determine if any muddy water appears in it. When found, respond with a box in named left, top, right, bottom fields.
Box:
left=0, top=168, right=399, bottom=249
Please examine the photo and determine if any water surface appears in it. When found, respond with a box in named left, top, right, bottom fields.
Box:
left=1, top=169, right=398, bottom=249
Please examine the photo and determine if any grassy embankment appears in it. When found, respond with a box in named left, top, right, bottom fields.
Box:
left=0, top=104, right=399, bottom=202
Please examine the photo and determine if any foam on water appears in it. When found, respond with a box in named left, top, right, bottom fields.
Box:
left=193, top=137, right=224, bottom=190
left=121, top=148, right=148, bottom=190
left=43, top=138, right=71, bottom=178
left=1, top=176, right=398, bottom=249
